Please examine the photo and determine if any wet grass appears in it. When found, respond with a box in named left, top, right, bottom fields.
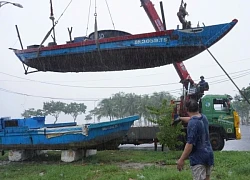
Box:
left=0, top=150, right=250, bottom=180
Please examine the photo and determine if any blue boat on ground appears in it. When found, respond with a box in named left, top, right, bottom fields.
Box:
left=12, top=19, right=237, bottom=73
left=0, top=115, right=139, bottom=150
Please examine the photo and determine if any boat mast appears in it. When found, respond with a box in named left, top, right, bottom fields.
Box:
left=94, top=0, right=100, bottom=49
left=50, top=0, right=56, bottom=44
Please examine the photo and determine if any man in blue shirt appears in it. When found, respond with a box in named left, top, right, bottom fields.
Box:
left=177, top=99, right=214, bottom=180
left=198, top=76, right=206, bottom=86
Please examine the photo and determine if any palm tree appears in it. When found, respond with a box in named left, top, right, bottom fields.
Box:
left=95, top=98, right=115, bottom=121
left=124, top=93, right=140, bottom=116
left=138, top=94, right=151, bottom=126
left=112, top=92, right=127, bottom=118
left=88, top=91, right=176, bottom=125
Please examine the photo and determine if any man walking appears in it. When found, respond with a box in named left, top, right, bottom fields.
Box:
left=176, top=99, right=214, bottom=180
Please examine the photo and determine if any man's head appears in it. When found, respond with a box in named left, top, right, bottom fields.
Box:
left=184, top=3, right=187, bottom=7
left=200, top=76, right=204, bottom=80
left=185, top=99, right=199, bottom=114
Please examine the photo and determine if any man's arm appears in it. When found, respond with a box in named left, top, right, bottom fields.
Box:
left=180, top=143, right=193, bottom=160
left=179, top=117, right=191, bottom=123
left=177, top=143, right=193, bottom=171
left=172, top=116, right=190, bottom=126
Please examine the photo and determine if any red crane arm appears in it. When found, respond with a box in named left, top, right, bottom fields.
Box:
left=173, top=62, right=194, bottom=85
left=140, top=0, right=165, bottom=31
left=140, top=0, right=194, bottom=86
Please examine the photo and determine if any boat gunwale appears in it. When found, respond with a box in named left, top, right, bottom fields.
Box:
left=14, top=19, right=237, bottom=55
left=88, top=115, right=139, bottom=129
left=0, top=115, right=139, bottom=134
left=14, top=30, right=174, bottom=54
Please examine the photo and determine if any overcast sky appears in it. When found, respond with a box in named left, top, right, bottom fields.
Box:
left=0, top=0, right=249, bottom=124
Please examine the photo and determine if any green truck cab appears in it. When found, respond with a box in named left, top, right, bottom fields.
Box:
left=200, top=94, right=241, bottom=150
left=122, top=94, right=241, bottom=151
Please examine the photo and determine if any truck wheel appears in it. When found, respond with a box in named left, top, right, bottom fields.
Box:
left=209, top=133, right=225, bottom=151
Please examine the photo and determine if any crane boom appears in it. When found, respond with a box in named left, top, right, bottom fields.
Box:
left=140, top=0, right=194, bottom=88
left=140, top=0, right=165, bottom=31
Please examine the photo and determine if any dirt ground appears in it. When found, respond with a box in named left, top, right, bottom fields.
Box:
left=117, top=161, right=167, bottom=169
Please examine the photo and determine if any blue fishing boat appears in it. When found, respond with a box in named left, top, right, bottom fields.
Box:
left=0, top=115, right=139, bottom=150
left=12, top=19, right=237, bottom=74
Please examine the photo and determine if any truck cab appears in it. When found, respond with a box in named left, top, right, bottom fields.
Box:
left=201, top=94, right=241, bottom=150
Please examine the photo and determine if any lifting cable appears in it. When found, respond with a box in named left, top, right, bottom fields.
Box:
left=105, top=0, right=115, bottom=30
left=205, top=47, right=250, bottom=105
left=38, top=0, right=73, bottom=49
left=33, top=0, right=73, bottom=74
left=191, top=26, right=250, bottom=104
left=93, top=0, right=110, bottom=70
left=86, top=0, right=92, bottom=36
left=94, top=0, right=99, bottom=48
left=50, top=0, right=56, bottom=43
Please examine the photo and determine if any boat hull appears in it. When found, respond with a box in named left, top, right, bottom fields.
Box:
left=13, top=20, right=238, bottom=73
left=23, top=46, right=205, bottom=72
left=0, top=116, right=139, bottom=150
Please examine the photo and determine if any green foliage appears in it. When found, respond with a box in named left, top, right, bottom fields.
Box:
left=85, top=114, right=93, bottom=121
left=21, top=108, right=36, bottom=118
left=232, top=86, right=250, bottom=124
left=1, top=151, right=250, bottom=180
left=64, top=102, right=87, bottom=122
left=91, top=98, right=115, bottom=121
left=90, top=91, right=175, bottom=124
left=43, top=101, right=66, bottom=123
left=21, top=108, right=47, bottom=118
left=21, top=91, right=176, bottom=124
left=22, top=101, right=88, bottom=123
left=147, top=100, right=184, bottom=150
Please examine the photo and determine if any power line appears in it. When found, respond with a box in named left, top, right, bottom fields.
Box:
left=210, top=72, right=250, bottom=84
left=0, top=87, right=101, bottom=102
left=210, top=72, right=250, bottom=85
left=0, top=71, right=165, bottom=84
left=1, top=56, right=250, bottom=85
left=1, top=68, right=250, bottom=89
left=0, top=71, right=249, bottom=102
left=199, top=57, right=250, bottom=68
left=0, top=86, right=182, bottom=101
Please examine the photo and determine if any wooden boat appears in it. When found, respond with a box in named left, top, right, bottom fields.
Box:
left=12, top=19, right=238, bottom=73
left=0, top=115, right=139, bottom=150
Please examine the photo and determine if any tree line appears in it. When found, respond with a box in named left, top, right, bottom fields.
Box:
left=21, top=91, right=176, bottom=125
left=232, top=85, right=250, bottom=125
left=89, top=92, right=175, bottom=125
left=21, top=91, right=182, bottom=149
left=22, top=87, right=250, bottom=125
left=21, top=102, right=87, bottom=123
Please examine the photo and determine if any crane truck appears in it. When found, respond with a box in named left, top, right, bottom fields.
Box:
left=122, top=0, right=241, bottom=151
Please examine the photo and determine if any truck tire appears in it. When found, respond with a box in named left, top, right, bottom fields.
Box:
left=209, top=132, right=225, bottom=151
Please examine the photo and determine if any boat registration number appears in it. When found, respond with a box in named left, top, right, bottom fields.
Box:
left=134, top=37, right=169, bottom=44
left=102, top=125, right=119, bottom=131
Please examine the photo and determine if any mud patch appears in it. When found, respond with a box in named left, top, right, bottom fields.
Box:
left=0, top=161, right=10, bottom=166
left=117, top=161, right=166, bottom=169
left=118, top=162, right=154, bottom=169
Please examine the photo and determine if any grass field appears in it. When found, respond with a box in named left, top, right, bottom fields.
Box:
left=0, top=150, right=249, bottom=180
